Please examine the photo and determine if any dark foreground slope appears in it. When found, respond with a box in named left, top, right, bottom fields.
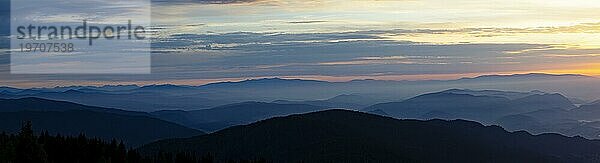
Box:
left=0, top=98, right=204, bottom=147
left=139, top=109, right=600, bottom=163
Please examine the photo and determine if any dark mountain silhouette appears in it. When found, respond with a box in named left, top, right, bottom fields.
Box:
left=273, top=94, right=380, bottom=109
left=364, top=90, right=511, bottom=122
left=198, top=78, right=329, bottom=89
left=510, top=93, right=576, bottom=110
left=519, top=108, right=574, bottom=123
left=1, top=73, right=598, bottom=111
left=152, top=102, right=328, bottom=132
left=0, top=98, right=204, bottom=147
left=496, top=113, right=600, bottom=139
left=363, top=89, right=600, bottom=139
left=495, top=114, right=543, bottom=132
left=0, top=90, right=229, bottom=112
left=459, top=73, right=592, bottom=81
left=0, top=86, right=23, bottom=93
left=1, top=73, right=597, bottom=112
left=37, top=85, right=139, bottom=92
left=0, top=97, right=149, bottom=116
left=0, top=85, right=138, bottom=96
left=365, top=89, right=575, bottom=123
left=139, top=109, right=600, bottom=163
left=196, top=78, right=342, bottom=102
left=494, top=102, right=600, bottom=139
left=442, top=88, right=542, bottom=99
left=137, top=84, right=192, bottom=90
left=132, top=84, right=200, bottom=95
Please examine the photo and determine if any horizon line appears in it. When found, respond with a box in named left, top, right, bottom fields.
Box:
left=0, top=72, right=594, bottom=89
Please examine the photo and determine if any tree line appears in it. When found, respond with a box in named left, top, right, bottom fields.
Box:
left=0, top=121, right=266, bottom=163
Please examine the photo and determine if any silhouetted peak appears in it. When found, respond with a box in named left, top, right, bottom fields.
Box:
left=199, top=78, right=329, bottom=88
left=409, top=91, right=498, bottom=100
left=140, top=84, right=189, bottom=89
left=241, top=78, right=327, bottom=84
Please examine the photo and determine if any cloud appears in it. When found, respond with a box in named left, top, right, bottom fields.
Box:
left=318, top=55, right=461, bottom=66
left=544, top=54, right=600, bottom=58
left=287, top=20, right=329, bottom=24
left=151, top=31, right=385, bottom=52
left=358, top=56, right=408, bottom=60
left=148, top=30, right=549, bottom=78
left=152, top=0, right=262, bottom=4
left=5, top=20, right=600, bottom=86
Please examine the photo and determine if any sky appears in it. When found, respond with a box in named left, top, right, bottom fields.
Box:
left=3, top=0, right=600, bottom=87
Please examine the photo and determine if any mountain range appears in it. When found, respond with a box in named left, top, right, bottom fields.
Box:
left=272, top=94, right=380, bottom=109
left=138, top=109, right=600, bottom=163
left=364, top=89, right=575, bottom=123
left=2, top=75, right=600, bottom=162
left=0, top=98, right=203, bottom=147
left=0, top=73, right=598, bottom=112
left=4, top=86, right=600, bottom=141
left=151, top=102, right=330, bottom=132
left=363, top=89, right=600, bottom=139
left=2, top=73, right=600, bottom=149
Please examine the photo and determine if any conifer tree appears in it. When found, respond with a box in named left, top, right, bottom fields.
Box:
left=16, top=121, right=47, bottom=163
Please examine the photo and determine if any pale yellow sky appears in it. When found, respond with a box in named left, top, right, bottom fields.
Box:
left=148, top=0, right=600, bottom=77
left=5, top=0, right=600, bottom=87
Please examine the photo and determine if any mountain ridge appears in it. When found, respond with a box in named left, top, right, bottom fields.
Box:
left=0, top=97, right=204, bottom=147
left=139, top=109, right=600, bottom=163
left=0, top=73, right=590, bottom=90
left=151, top=101, right=329, bottom=132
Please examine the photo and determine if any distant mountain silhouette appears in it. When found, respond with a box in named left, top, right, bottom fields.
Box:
left=364, top=90, right=510, bottom=122
left=152, top=102, right=328, bottom=132
left=198, top=78, right=329, bottom=89
left=0, top=98, right=203, bottom=147
left=0, top=85, right=139, bottom=95
left=363, top=89, right=600, bottom=139
left=510, top=93, right=576, bottom=110
left=364, top=89, right=575, bottom=123
left=494, top=109, right=600, bottom=139
left=0, top=97, right=148, bottom=116
left=495, top=102, right=600, bottom=139
left=133, top=84, right=197, bottom=93
left=273, top=94, right=380, bottom=109
left=459, top=73, right=592, bottom=81
left=0, top=86, right=23, bottom=94
left=495, top=114, right=543, bottom=132
left=2, top=73, right=596, bottom=112
left=0, top=90, right=229, bottom=112
left=442, top=88, right=542, bottom=99
left=139, top=109, right=600, bottom=162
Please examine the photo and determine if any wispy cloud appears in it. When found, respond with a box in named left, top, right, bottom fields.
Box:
left=287, top=20, right=329, bottom=24
left=5, top=0, right=600, bottom=87
left=152, top=0, right=263, bottom=4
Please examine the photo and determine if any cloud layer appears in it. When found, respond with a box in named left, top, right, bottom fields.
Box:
left=3, top=0, right=600, bottom=87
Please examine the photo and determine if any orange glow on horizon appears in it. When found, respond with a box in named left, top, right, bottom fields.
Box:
left=539, top=63, right=600, bottom=77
